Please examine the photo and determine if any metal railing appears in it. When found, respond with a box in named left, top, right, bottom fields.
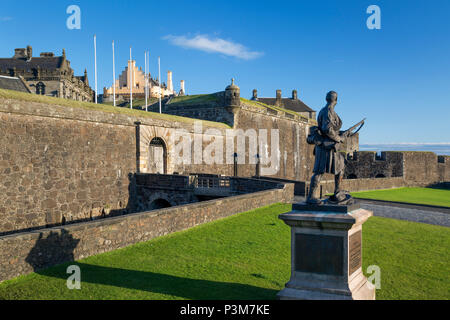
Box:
left=192, top=176, right=231, bottom=189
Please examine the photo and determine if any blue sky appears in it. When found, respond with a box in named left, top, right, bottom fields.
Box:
left=0, top=0, right=449, bottom=144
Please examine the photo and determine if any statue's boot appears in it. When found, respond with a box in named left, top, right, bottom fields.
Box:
left=332, top=173, right=347, bottom=202
left=306, top=175, right=322, bottom=205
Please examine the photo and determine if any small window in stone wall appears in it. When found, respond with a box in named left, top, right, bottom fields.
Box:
left=375, top=173, right=386, bottom=178
left=347, top=174, right=357, bottom=179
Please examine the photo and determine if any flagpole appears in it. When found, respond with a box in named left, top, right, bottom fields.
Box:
left=158, top=56, right=161, bottom=114
left=145, top=51, right=148, bottom=111
left=129, top=47, right=133, bottom=109
left=112, top=40, right=116, bottom=107
left=94, top=34, right=97, bottom=104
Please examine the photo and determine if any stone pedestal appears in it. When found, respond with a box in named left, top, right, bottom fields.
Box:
left=277, top=202, right=375, bottom=300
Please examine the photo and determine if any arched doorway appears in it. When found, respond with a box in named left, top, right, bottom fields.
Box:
left=149, top=198, right=171, bottom=210
left=148, top=137, right=167, bottom=174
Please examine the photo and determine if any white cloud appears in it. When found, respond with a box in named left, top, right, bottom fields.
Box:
left=163, top=34, right=263, bottom=60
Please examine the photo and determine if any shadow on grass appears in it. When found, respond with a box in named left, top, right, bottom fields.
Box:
left=37, top=262, right=278, bottom=300
left=427, top=184, right=450, bottom=191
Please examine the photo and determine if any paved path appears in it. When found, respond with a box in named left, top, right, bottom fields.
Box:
left=292, top=196, right=450, bottom=228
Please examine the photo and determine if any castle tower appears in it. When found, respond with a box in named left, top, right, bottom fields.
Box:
left=180, top=80, right=185, bottom=95
left=84, top=69, right=89, bottom=86
left=127, top=59, right=136, bottom=88
left=292, top=89, right=298, bottom=100
left=167, top=71, right=173, bottom=93
left=225, top=78, right=240, bottom=107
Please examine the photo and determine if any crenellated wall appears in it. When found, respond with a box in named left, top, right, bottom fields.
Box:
left=345, top=151, right=404, bottom=179
left=344, top=150, right=448, bottom=186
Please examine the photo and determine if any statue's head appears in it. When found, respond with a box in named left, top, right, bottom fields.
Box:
left=326, top=91, right=338, bottom=103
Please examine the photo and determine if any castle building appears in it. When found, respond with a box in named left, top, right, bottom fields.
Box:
left=0, top=45, right=95, bottom=102
left=251, top=89, right=316, bottom=119
left=103, top=59, right=184, bottom=101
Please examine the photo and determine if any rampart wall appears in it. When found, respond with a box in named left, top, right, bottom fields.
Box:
left=0, top=183, right=293, bottom=283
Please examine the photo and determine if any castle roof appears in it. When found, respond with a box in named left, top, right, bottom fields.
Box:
left=0, top=56, right=64, bottom=72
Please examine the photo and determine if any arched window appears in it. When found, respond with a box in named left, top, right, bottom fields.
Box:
left=36, top=82, right=45, bottom=95
left=148, top=137, right=167, bottom=174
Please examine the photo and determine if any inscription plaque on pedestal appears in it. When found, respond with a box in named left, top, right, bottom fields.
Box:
left=349, top=230, right=362, bottom=275
left=294, top=233, right=343, bottom=276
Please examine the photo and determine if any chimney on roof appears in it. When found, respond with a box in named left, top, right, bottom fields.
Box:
left=252, top=89, right=258, bottom=100
left=276, top=89, right=282, bottom=106
left=26, top=46, right=32, bottom=60
left=13, top=48, right=27, bottom=59
left=292, top=89, right=298, bottom=100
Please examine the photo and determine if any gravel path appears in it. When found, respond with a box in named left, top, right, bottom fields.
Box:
left=292, top=196, right=450, bottom=227
left=360, top=203, right=450, bottom=227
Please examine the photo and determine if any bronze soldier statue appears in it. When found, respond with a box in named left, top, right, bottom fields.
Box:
left=306, top=91, right=364, bottom=205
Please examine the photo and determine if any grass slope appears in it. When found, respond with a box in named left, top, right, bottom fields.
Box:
left=352, top=187, right=450, bottom=207
left=240, top=97, right=310, bottom=121
left=0, top=203, right=448, bottom=300
left=168, top=94, right=219, bottom=106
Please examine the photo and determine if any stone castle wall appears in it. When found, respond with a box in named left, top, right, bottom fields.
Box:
left=402, top=152, right=439, bottom=186
left=0, top=96, right=241, bottom=234
left=314, top=177, right=407, bottom=196
left=233, top=104, right=315, bottom=182
left=0, top=99, right=136, bottom=234
left=0, top=96, right=301, bottom=234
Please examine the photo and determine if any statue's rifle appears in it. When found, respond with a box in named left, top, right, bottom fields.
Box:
left=340, top=118, right=366, bottom=139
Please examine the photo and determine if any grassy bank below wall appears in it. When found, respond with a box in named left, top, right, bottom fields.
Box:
left=0, top=203, right=448, bottom=300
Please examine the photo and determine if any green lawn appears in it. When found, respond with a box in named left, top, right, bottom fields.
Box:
left=240, top=97, right=309, bottom=121
left=352, top=187, right=450, bottom=207
left=0, top=203, right=448, bottom=300
left=168, top=94, right=219, bottom=105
